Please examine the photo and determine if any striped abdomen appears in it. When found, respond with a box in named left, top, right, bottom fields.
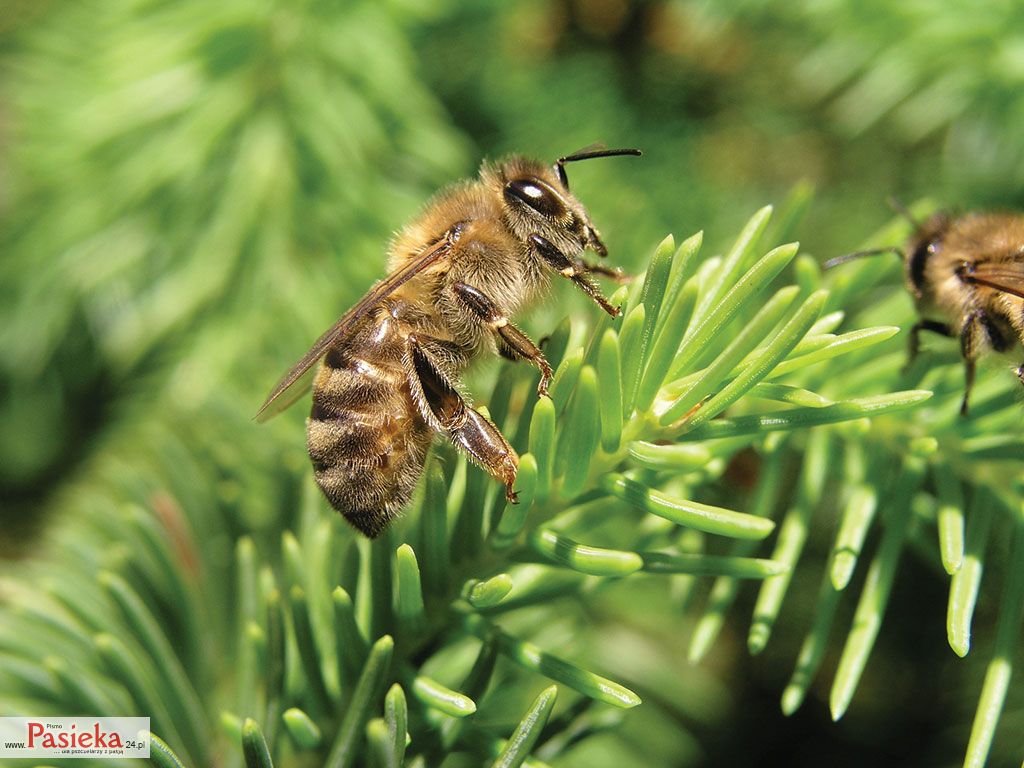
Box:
left=306, top=312, right=430, bottom=537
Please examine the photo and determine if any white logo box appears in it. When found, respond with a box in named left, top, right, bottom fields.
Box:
left=0, top=717, right=150, bottom=758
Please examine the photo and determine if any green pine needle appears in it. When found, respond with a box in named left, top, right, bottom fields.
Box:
left=241, top=718, right=273, bottom=768
left=326, top=635, right=394, bottom=768
left=464, top=573, right=515, bottom=608
left=282, top=708, right=323, bottom=749
left=149, top=732, right=190, bottom=768
left=411, top=675, right=477, bottom=717
left=947, top=500, right=995, bottom=658
left=602, top=474, right=776, bottom=540
left=491, top=685, right=559, bottom=768
left=383, top=684, right=408, bottom=768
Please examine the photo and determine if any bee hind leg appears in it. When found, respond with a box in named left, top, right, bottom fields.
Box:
left=451, top=408, right=520, bottom=503
left=451, top=281, right=553, bottom=397
left=408, top=334, right=519, bottom=500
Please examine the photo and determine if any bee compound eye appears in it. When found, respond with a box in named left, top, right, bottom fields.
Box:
left=504, top=178, right=565, bottom=217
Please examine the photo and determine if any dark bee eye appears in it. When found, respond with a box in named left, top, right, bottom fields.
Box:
left=504, top=178, right=565, bottom=217
left=908, top=237, right=940, bottom=295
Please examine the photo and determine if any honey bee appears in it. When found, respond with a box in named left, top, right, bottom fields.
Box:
left=828, top=208, right=1024, bottom=415
left=257, top=147, right=640, bottom=537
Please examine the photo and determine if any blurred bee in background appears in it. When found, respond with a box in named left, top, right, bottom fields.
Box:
left=257, top=147, right=640, bottom=537
left=827, top=206, right=1024, bottom=415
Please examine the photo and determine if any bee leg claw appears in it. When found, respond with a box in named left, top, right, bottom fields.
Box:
left=536, top=368, right=553, bottom=398
left=506, top=487, right=520, bottom=504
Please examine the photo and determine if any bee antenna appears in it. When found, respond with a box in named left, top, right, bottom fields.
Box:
left=886, top=197, right=923, bottom=229
left=823, top=247, right=902, bottom=270
left=555, top=146, right=642, bottom=188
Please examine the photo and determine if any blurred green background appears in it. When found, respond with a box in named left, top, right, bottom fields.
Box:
left=2, top=1, right=1023, bottom=766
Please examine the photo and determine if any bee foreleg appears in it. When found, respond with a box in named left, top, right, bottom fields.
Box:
left=408, top=334, right=519, bottom=500
left=528, top=234, right=621, bottom=317
left=906, top=319, right=952, bottom=371
left=451, top=282, right=553, bottom=397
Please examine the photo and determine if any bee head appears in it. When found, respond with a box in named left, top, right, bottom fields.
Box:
left=904, top=212, right=951, bottom=299
left=490, top=147, right=640, bottom=259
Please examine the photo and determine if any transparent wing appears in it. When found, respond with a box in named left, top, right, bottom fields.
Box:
left=965, top=263, right=1024, bottom=300
left=255, top=235, right=454, bottom=422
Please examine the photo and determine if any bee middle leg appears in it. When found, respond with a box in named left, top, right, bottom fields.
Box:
left=450, top=282, right=553, bottom=397
left=959, top=311, right=983, bottom=416
left=408, top=334, right=519, bottom=501
left=528, top=233, right=621, bottom=317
